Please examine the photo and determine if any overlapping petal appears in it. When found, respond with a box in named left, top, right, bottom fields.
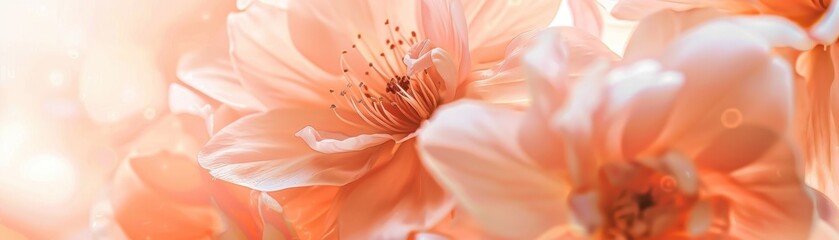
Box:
left=460, top=0, right=561, bottom=66
left=418, top=101, right=569, bottom=239
left=198, top=108, right=391, bottom=192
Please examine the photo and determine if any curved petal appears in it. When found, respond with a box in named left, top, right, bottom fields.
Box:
left=622, top=8, right=723, bottom=62
left=798, top=45, right=839, bottom=209
left=811, top=0, right=839, bottom=44
left=655, top=21, right=796, bottom=160
left=811, top=187, right=839, bottom=234
left=295, top=126, right=395, bottom=154
left=109, top=152, right=225, bottom=239
left=600, top=60, right=684, bottom=164
left=568, top=0, right=604, bottom=38
left=610, top=0, right=755, bottom=20
left=228, top=2, right=342, bottom=108
left=337, top=141, right=453, bottom=239
left=176, top=35, right=266, bottom=112
left=517, top=28, right=616, bottom=173
left=208, top=181, right=264, bottom=239
left=404, top=47, right=461, bottom=101
left=268, top=186, right=342, bottom=240
left=198, top=108, right=389, bottom=192
left=463, top=30, right=537, bottom=108
left=423, top=207, right=496, bottom=239
left=700, top=138, right=813, bottom=239
left=418, top=101, right=569, bottom=239
left=723, top=16, right=815, bottom=51
left=255, top=191, right=298, bottom=239
left=460, top=0, right=560, bottom=66
left=418, top=0, right=471, bottom=83
left=525, top=27, right=617, bottom=116
left=169, top=83, right=211, bottom=117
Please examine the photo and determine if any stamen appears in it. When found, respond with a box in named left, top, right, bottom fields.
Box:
left=327, top=20, right=442, bottom=133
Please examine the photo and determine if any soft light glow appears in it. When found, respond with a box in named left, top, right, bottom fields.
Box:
left=49, top=71, right=65, bottom=87
left=17, top=154, right=78, bottom=203
left=0, top=123, right=27, bottom=165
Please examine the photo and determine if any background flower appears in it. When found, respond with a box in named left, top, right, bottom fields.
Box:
left=418, top=12, right=821, bottom=239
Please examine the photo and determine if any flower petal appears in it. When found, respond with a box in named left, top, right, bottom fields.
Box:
left=811, top=0, right=839, bottom=44
left=109, top=152, right=225, bottom=239
left=611, top=0, right=701, bottom=20
left=700, top=139, right=813, bottom=239
left=622, top=8, right=723, bottom=62
left=522, top=27, right=617, bottom=120
left=337, top=141, right=453, bottom=239
left=655, top=21, right=796, bottom=162
left=727, top=16, right=815, bottom=51
left=168, top=83, right=211, bottom=117
left=198, top=108, right=388, bottom=192
left=517, top=28, right=616, bottom=173
left=256, top=191, right=298, bottom=240
left=802, top=46, right=839, bottom=206
left=464, top=29, right=538, bottom=108
left=418, top=101, right=569, bottom=239
left=228, top=2, right=342, bottom=108
left=268, top=186, right=342, bottom=240
left=176, top=35, right=266, bottom=112
left=460, top=0, right=560, bottom=66
left=568, top=0, right=603, bottom=38
left=418, top=0, right=471, bottom=83
left=601, top=60, right=684, bottom=160
left=295, top=126, right=395, bottom=154
left=610, top=0, right=755, bottom=20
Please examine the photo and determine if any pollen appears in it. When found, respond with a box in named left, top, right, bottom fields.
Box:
left=326, top=23, right=441, bottom=133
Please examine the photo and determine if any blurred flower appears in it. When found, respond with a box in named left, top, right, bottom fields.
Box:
left=418, top=10, right=824, bottom=239
left=184, top=0, right=562, bottom=238
left=0, top=0, right=254, bottom=238
left=609, top=0, right=839, bottom=211
left=91, top=108, right=300, bottom=239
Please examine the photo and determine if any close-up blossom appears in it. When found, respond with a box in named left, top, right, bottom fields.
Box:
left=1, top=0, right=838, bottom=239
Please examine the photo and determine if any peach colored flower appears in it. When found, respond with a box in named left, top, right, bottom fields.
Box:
left=418, top=11, right=822, bottom=239
left=611, top=0, right=839, bottom=210
left=185, top=0, right=561, bottom=238
left=91, top=113, right=295, bottom=239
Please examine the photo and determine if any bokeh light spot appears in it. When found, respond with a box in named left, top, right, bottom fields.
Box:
left=721, top=108, right=743, bottom=129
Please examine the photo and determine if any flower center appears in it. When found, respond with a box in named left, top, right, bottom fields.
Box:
left=599, top=164, right=697, bottom=239
left=329, top=19, right=442, bottom=133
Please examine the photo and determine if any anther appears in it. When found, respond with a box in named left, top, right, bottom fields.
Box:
left=395, top=26, right=400, bottom=32
left=385, top=19, right=389, bottom=25
left=342, top=50, right=348, bottom=54
left=329, top=89, right=335, bottom=93
left=343, top=69, right=349, bottom=73
left=357, top=34, right=362, bottom=39
left=330, top=104, right=337, bottom=109
left=398, top=40, right=403, bottom=45
left=411, top=31, right=417, bottom=37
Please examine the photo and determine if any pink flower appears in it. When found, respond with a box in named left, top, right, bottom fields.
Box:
left=184, top=0, right=561, bottom=238
left=91, top=113, right=294, bottom=239
left=418, top=10, right=822, bottom=239
left=611, top=0, right=839, bottom=210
